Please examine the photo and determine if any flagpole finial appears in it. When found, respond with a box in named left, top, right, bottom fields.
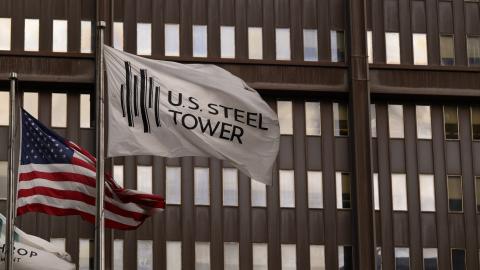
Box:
left=9, top=72, right=17, bottom=80
left=97, top=21, right=106, bottom=29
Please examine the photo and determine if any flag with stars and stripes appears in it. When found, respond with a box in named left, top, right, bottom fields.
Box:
left=17, top=109, right=165, bottom=230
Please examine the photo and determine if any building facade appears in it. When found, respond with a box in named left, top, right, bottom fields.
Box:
left=1, top=0, right=480, bottom=269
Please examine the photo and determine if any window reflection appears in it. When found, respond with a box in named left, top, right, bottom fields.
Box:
left=373, top=173, right=380, bottom=210
left=276, top=28, right=291, bottom=60
left=137, top=240, right=153, bottom=270
left=310, top=245, right=325, bottom=270
left=53, top=20, right=68, bottom=53
left=385, top=32, right=400, bottom=64
left=280, top=170, right=295, bottom=208
left=444, top=105, right=459, bottom=139
left=375, top=247, right=382, bottom=270
left=221, top=26, right=235, bottom=58
left=338, top=246, right=353, bottom=270
left=24, top=19, right=40, bottom=52
left=165, top=24, right=180, bottom=56
left=193, top=25, right=208, bottom=58
left=371, top=104, right=377, bottom=138
left=412, top=33, right=428, bottom=65
left=79, top=239, right=93, bottom=270
left=451, top=249, right=465, bottom=270
left=137, top=166, right=152, bottom=193
left=471, top=106, right=480, bottom=140
left=277, top=101, right=293, bottom=135
left=392, top=173, right=407, bottom=211
left=440, top=35, right=455, bottom=66
left=194, top=167, right=210, bottom=205
left=367, top=30, right=373, bottom=63
left=137, top=23, right=152, bottom=56
left=0, top=161, right=8, bottom=199
left=333, top=102, right=349, bottom=136
left=80, top=21, right=92, bottom=53
left=423, top=248, right=438, bottom=270
left=0, top=18, right=11, bottom=50
left=281, top=244, right=296, bottom=270
left=113, top=239, right=123, bottom=270
left=251, top=179, right=267, bottom=207
left=113, top=165, right=124, bottom=187
left=448, top=175, right=463, bottom=212
left=224, top=242, right=239, bottom=270
left=416, top=105, right=432, bottom=139
left=419, top=174, right=435, bottom=212
left=252, top=243, right=268, bottom=270
left=308, top=171, right=323, bottom=209
left=305, top=102, right=321, bottom=136
left=303, top=29, right=318, bottom=61
left=166, top=241, right=181, bottom=270
left=223, top=168, right=238, bottom=206
left=113, top=22, right=124, bottom=51
left=388, top=104, right=404, bottom=138
left=166, top=166, right=181, bottom=205
left=248, top=27, right=263, bottom=60
left=395, top=248, right=410, bottom=270
left=23, top=92, right=38, bottom=119
left=0, top=92, right=8, bottom=125
left=195, top=242, right=210, bottom=270
left=336, top=172, right=351, bottom=209
left=80, top=94, right=91, bottom=128
left=467, top=36, right=480, bottom=66
left=331, top=30, right=345, bottom=62
left=51, top=93, right=67, bottom=127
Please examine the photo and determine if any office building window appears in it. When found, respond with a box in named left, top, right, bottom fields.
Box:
left=223, top=168, right=238, bottom=206
left=419, top=174, right=435, bottom=212
left=371, top=104, right=377, bottom=138
left=336, top=172, right=351, bottom=209
left=137, top=23, right=152, bottom=56
left=221, top=26, right=235, bottom=58
left=113, top=22, right=124, bottom=50
left=0, top=162, right=7, bottom=198
left=79, top=239, right=93, bottom=270
left=193, top=25, right=208, bottom=58
left=113, top=165, right=124, bottom=187
left=476, top=176, right=480, bottom=212
left=305, top=102, right=321, bottom=136
left=80, top=94, right=91, bottom=128
left=367, top=30, right=373, bottom=63
left=50, top=238, right=66, bottom=252
left=252, top=243, right=268, bottom=270
left=52, top=20, right=68, bottom=53
left=166, top=241, right=182, bottom=270
left=388, top=104, right=404, bottom=138
left=24, top=19, right=39, bottom=51
left=303, top=29, right=318, bottom=61
left=224, top=242, right=239, bottom=270
left=385, top=32, right=401, bottom=64
left=308, top=171, right=323, bottom=209
left=278, top=101, right=293, bottom=135
left=0, top=18, right=11, bottom=50
left=331, top=30, right=345, bottom=62
left=0, top=92, right=8, bottom=125
left=23, top=92, right=38, bottom=119
left=166, top=166, right=181, bottom=205
left=412, top=33, right=428, bottom=65
left=80, top=21, right=92, bottom=53
left=251, top=179, right=267, bottom=207
left=444, top=106, right=459, bottom=140
left=333, top=102, right=349, bottom=136
left=137, top=240, right=153, bottom=270
left=375, top=247, right=382, bottom=270
left=416, top=105, right=432, bottom=139
left=467, top=36, right=480, bottom=65
left=248, top=27, right=263, bottom=60
left=338, top=246, right=353, bottom=270
left=448, top=175, right=463, bottom=212
left=51, top=93, right=67, bottom=127
left=373, top=173, right=380, bottom=210
left=137, top=166, right=152, bottom=193
left=423, top=248, right=438, bottom=270
left=276, top=28, right=291, bottom=60
left=471, top=106, right=480, bottom=140
left=165, top=24, right=180, bottom=57
left=440, top=35, right=455, bottom=65
left=195, top=242, right=210, bottom=270
left=395, top=248, right=410, bottom=270
left=281, top=244, right=296, bottom=270
left=392, top=173, right=408, bottom=211
left=451, top=249, right=466, bottom=270
left=280, top=170, right=295, bottom=208
left=113, top=239, right=123, bottom=270
left=310, top=245, right=325, bottom=270
left=194, top=167, right=210, bottom=205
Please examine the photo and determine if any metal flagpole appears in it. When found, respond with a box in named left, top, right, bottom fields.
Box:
left=94, top=21, right=106, bottom=270
left=6, top=72, right=17, bottom=270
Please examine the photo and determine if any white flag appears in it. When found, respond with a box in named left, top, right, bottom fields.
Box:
left=0, top=214, right=75, bottom=270
left=104, top=45, right=280, bottom=184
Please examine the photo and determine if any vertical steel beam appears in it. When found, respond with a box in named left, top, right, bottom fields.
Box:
left=347, top=0, right=376, bottom=268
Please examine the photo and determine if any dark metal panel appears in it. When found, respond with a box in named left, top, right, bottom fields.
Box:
left=262, top=0, right=275, bottom=60
left=181, top=157, right=195, bottom=269
left=235, top=0, right=248, bottom=60
left=371, top=0, right=386, bottom=63
left=195, top=207, right=210, bottom=241
left=425, top=0, right=440, bottom=65
left=438, top=2, right=454, bottom=34
left=238, top=172, right=252, bottom=270
left=336, top=211, right=352, bottom=244
left=417, top=140, right=434, bottom=174
left=302, top=0, right=317, bottom=29
left=113, top=0, right=124, bottom=21
left=392, top=212, right=409, bottom=246
left=384, top=0, right=399, bottom=31
left=152, top=0, right=165, bottom=56
left=152, top=156, right=167, bottom=270
left=317, top=0, right=331, bottom=61
left=275, top=0, right=290, bottom=28
left=334, top=138, right=350, bottom=171
left=411, top=1, right=426, bottom=33
left=123, top=156, right=137, bottom=270
left=123, top=0, right=136, bottom=53
left=449, top=214, right=466, bottom=247
left=68, top=0, right=81, bottom=53
left=372, top=140, right=378, bottom=173
left=208, top=0, right=220, bottom=59
left=247, top=0, right=262, bottom=26
left=464, top=3, right=480, bottom=35
left=421, top=213, right=437, bottom=247
left=210, top=158, right=223, bottom=270
left=251, top=208, right=268, bottom=242
left=446, top=141, right=461, bottom=174
left=289, top=0, right=302, bottom=61
left=389, top=140, right=405, bottom=173
left=306, top=137, right=322, bottom=170
left=330, top=0, right=345, bottom=29
left=309, top=210, right=324, bottom=244
left=452, top=0, right=467, bottom=66
left=39, top=0, right=53, bottom=52
left=220, top=0, right=235, bottom=25
left=192, top=0, right=207, bottom=25
left=473, top=142, right=480, bottom=175
left=180, top=0, right=193, bottom=57
left=280, top=209, right=296, bottom=243
left=136, top=0, right=151, bottom=22
left=223, top=208, right=239, bottom=242
left=165, top=207, right=182, bottom=240
left=164, top=0, right=179, bottom=23
left=279, top=136, right=294, bottom=169
left=399, top=0, right=412, bottom=64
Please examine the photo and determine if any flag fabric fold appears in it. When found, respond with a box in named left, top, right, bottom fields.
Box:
left=104, top=45, right=280, bottom=184
left=17, top=109, right=165, bottom=230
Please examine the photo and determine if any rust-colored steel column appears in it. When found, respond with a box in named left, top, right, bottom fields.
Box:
left=347, top=0, right=376, bottom=268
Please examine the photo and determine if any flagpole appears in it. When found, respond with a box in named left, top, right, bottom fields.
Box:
left=94, top=21, right=106, bottom=270
left=6, top=72, right=17, bottom=270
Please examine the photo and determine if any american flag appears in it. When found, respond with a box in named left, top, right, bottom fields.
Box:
left=17, top=109, right=165, bottom=230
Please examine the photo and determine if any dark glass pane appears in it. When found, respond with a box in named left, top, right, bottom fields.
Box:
left=451, top=249, right=465, bottom=270
left=444, top=106, right=458, bottom=139
left=471, top=107, right=480, bottom=140
left=423, top=258, right=438, bottom=270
